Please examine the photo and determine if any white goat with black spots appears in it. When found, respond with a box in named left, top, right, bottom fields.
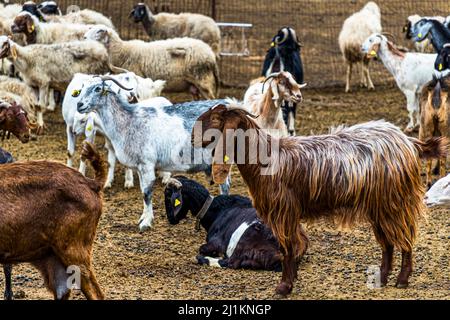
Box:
left=76, top=77, right=231, bottom=231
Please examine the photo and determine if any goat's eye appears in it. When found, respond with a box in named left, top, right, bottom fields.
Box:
left=95, top=87, right=102, bottom=93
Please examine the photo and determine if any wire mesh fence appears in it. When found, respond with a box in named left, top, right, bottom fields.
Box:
left=6, top=0, right=450, bottom=88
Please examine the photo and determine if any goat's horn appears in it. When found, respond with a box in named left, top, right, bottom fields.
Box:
left=288, top=27, right=299, bottom=44
left=443, top=43, right=450, bottom=48
left=276, top=28, right=289, bottom=45
left=382, top=32, right=396, bottom=42
left=99, top=76, right=133, bottom=91
left=167, top=178, right=182, bottom=188
left=262, top=73, right=279, bottom=93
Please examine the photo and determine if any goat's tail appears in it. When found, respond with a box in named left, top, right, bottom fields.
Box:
left=410, top=136, right=448, bottom=160
left=81, top=141, right=108, bottom=191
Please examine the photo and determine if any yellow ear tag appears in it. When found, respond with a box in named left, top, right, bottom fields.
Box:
left=31, top=24, right=35, bottom=31
left=418, top=33, right=422, bottom=38
left=174, top=199, right=181, bottom=207
left=439, top=63, right=443, bottom=71
left=271, top=42, right=275, bottom=47
left=71, top=89, right=80, bottom=97
left=370, top=50, right=377, bottom=56
left=224, top=155, right=230, bottom=163
left=86, top=124, right=93, bottom=132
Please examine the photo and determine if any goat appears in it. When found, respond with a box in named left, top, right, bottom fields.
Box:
left=84, top=25, right=219, bottom=100
left=411, top=18, right=450, bottom=53
left=362, top=33, right=436, bottom=133
left=419, top=76, right=449, bottom=186
left=261, top=27, right=304, bottom=135
left=129, top=2, right=220, bottom=57
left=0, top=35, right=124, bottom=131
left=338, top=1, right=381, bottom=93
left=403, top=15, right=445, bottom=53
left=424, top=174, right=450, bottom=208
left=0, top=142, right=107, bottom=300
left=165, top=176, right=307, bottom=271
left=243, top=72, right=306, bottom=137
left=64, top=72, right=167, bottom=189
left=192, top=102, right=447, bottom=296
left=0, top=147, right=13, bottom=300
left=76, top=77, right=230, bottom=231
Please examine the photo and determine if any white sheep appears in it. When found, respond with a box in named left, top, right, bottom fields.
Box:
left=0, top=35, right=124, bottom=131
left=84, top=25, right=219, bottom=100
left=11, top=12, right=94, bottom=45
left=130, top=3, right=220, bottom=56
left=0, top=75, right=37, bottom=124
left=424, top=174, right=450, bottom=208
left=338, top=1, right=381, bottom=93
left=63, top=72, right=168, bottom=189
left=26, top=1, right=115, bottom=29
left=404, top=15, right=445, bottom=53
left=362, top=33, right=436, bottom=132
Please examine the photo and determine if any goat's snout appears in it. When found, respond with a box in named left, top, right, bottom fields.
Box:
left=77, top=102, right=85, bottom=111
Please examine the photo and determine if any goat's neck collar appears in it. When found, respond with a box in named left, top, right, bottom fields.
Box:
left=195, top=195, right=214, bottom=231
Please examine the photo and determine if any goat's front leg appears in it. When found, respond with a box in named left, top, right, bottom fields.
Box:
left=3, top=264, right=13, bottom=300
left=219, top=173, right=231, bottom=195
left=66, top=125, right=76, bottom=168
left=104, top=139, right=116, bottom=189
left=345, top=62, right=352, bottom=93
left=36, top=86, right=49, bottom=135
left=138, top=165, right=156, bottom=232
left=78, top=131, right=96, bottom=176
left=404, top=91, right=417, bottom=133
left=276, top=245, right=297, bottom=296
left=47, top=89, right=56, bottom=112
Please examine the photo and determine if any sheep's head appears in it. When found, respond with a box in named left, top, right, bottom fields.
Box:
left=0, top=102, right=31, bottom=143
left=37, top=1, right=60, bottom=15
left=192, top=104, right=258, bottom=184
left=411, top=18, right=433, bottom=43
left=424, top=174, right=450, bottom=208
left=164, top=177, right=189, bottom=224
left=11, top=12, right=37, bottom=43
left=129, top=3, right=151, bottom=23
left=362, top=34, right=383, bottom=59
left=22, top=1, right=46, bottom=22
left=84, top=26, right=112, bottom=46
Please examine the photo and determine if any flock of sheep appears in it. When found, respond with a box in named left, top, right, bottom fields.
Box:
left=0, top=0, right=449, bottom=300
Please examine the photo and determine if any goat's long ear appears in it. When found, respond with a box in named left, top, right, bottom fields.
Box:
left=0, top=109, right=6, bottom=123
left=26, top=19, right=35, bottom=34
left=270, top=79, right=280, bottom=100
left=212, top=117, right=239, bottom=184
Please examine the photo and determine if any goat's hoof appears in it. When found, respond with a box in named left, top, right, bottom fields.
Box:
left=275, top=282, right=293, bottom=297
left=368, top=86, right=375, bottom=91
left=35, top=126, right=45, bottom=136
left=138, top=223, right=152, bottom=232
left=46, top=106, right=56, bottom=112
left=104, top=182, right=113, bottom=189
left=395, top=280, right=409, bottom=289
left=124, top=182, right=134, bottom=189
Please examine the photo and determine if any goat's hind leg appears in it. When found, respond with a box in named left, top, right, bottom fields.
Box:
left=373, top=226, right=394, bottom=286
left=345, top=62, right=353, bottom=93
left=396, top=250, right=413, bottom=288
left=3, top=264, right=13, bottom=300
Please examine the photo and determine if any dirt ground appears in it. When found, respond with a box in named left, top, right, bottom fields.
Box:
left=1, top=85, right=449, bottom=300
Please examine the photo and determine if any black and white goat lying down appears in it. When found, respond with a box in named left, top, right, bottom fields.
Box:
left=164, top=176, right=309, bottom=271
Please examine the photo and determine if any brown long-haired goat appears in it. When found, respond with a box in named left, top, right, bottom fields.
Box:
left=419, top=76, right=449, bottom=186
left=192, top=103, right=447, bottom=296
left=0, top=142, right=107, bottom=300
left=0, top=101, right=31, bottom=143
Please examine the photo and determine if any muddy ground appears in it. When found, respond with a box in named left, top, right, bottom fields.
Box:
left=1, top=85, right=449, bottom=300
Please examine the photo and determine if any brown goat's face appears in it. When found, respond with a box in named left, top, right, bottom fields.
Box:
left=11, top=14, right=35, bottom=39
left=192, top=104, right=227, bottom=149
left=275, top=72, right=306, bottom=105
left=0, top=104, right=31, bottom=143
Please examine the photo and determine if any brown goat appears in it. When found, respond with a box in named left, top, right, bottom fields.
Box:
left=243, top=72, right=306, bottom=137
left=419, top=76, right=449, bottom=186
left=0, top=101, right=31, bottom=143
left=0, top=142, right=107, bottom=300
left=192, top=103, right=447, bottom=296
